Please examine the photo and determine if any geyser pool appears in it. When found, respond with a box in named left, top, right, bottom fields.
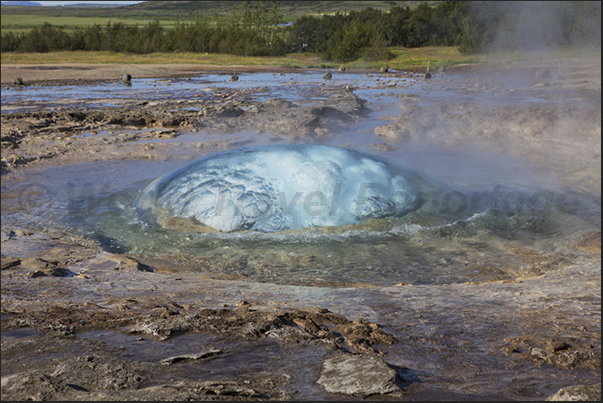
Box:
left=134, top=145, right=440, bottom=232
left=3, top=144, right=594, bottom=287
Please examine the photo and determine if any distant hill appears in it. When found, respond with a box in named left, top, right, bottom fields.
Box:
left=1, top=1, right=434, bottom=20
left=122, top=1, right=428, bottom=18
left=60, top=2, right=131, bottom=7
left=1, top=1, right=42, bottom=6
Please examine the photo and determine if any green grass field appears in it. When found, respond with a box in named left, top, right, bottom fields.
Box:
left=1, top=14, right=185, bottom=34
left=0, top=47, right=477, bottom=68
left=1, top=2, right=432, bottom=35
left=3, top=46, right=597, bottom=72
left=0, top=47, right=484, bottom=71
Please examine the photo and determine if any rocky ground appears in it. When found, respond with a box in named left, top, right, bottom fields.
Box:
left=1, top=57, right=601, bottom=401
left=1, top=80, right=366, bottom=171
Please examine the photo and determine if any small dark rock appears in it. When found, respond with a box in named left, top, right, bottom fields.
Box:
left=136, top=261, right=153, bottom=272
left=261, top=99, right=298, bottom=109
left=439, top=226, right=454, bottom=237
left=160, top=349, right=222, bottom=366
left=201, top=105, right=245, bottom=118
left=49, top=267, right=69, bottom=277
left=536, top=69, right=551, bottom=79
left=548, top=338, right=571, bottom=352
left=1, top=255, right=21, bottom=271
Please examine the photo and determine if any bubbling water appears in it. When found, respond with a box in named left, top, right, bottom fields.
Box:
left=134, top=145, right=442, bottom=232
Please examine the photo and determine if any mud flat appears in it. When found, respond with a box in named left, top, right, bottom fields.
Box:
left=1, top=57, right=601, bottom=400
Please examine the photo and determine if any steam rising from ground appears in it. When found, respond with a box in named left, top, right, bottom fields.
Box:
left=473, top=1, right=601, bottom=52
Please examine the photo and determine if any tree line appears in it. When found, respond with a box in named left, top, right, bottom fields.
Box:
left=2, top=1, right=600, bottom=59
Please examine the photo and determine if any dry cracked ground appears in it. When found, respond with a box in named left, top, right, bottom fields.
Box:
left=1, top=58, right=601, bottom=401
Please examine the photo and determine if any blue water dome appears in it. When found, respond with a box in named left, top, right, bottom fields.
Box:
left=134, top=145, right=431, bottom=232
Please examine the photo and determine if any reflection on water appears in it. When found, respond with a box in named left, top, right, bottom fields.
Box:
left=2, top=70, right=573, bottom=115
left=7, top=159, right=590, bottom=288
left=2, top=141, right=598, bottom=288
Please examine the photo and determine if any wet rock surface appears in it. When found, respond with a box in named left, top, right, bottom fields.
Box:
left=1, top=85, right=366, bottom=172
left=1, top=225, right=600, bottom=400
left=317, top=354, right=405, bottom=397
left=546, top=383, right=602, bottom=401
left=1, top=58, right=601, bottom=400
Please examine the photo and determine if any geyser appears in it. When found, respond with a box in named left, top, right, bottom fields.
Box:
left=134, top=145, right=432, bottom=232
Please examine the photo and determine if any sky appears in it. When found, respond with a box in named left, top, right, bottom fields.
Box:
left=3, top=1, right=145, bottom=5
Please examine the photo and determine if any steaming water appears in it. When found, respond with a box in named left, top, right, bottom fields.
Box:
left=4, top=151, right=595, bottom=287
left=2, top=70, right=600, bottom=287
left=134, top=145, right=433, bottom=232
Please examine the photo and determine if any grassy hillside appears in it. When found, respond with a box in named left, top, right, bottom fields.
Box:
left=122, top=1, right=435, bottom=19
left=1, top=1, right=434, bottom=34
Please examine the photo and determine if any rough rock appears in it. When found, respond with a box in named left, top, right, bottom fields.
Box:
left=160, top=349, right=222, bottom=366
left=536, top=68, right=551, bottom=79
left=374, top=123, right=409, bottom=141
left=201, top=104, right=245, bottom=118
left=531, top=347, right=601, bottom=369
left=19, top=257, right=68, bottom=277
left=0, top=255, right=21, bottom=271
left=546, top=384, right=602, bottom=401
left=317, top=354, right=403, bottom=397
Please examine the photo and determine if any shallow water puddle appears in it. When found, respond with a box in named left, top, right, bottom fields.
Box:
left=1, top=328, right=41, bottom=340
left=78, top=330, right=218, bottom=362
left=1, top=70, right=420, bottom=114
left=78, top=329, right=330, bottom=399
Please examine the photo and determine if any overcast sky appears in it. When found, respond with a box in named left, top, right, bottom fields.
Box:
left=3, top=1, right=145, bottom=5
